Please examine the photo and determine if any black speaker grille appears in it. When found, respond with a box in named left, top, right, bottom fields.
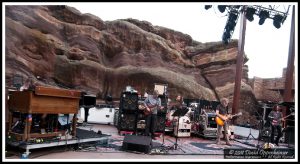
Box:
left=118, top=113, right=136, bottom=131
left=120, top=92, right=138, bottom=112
left=155, top=115, right=166, bottom=132
left=207, top=116, right=217, bottom=128
left=122, top=135, right=152, bottom=153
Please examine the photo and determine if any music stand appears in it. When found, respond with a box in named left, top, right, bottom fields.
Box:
left=168, top=107, right=188, bottom=153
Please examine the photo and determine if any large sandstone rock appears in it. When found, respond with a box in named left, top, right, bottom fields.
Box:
left=5, top=5, right=259, bottom=125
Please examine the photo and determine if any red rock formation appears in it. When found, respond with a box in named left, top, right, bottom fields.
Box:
left=5, top=5, right=259, bottom=125
left=249, top=68, right=295, bottom=102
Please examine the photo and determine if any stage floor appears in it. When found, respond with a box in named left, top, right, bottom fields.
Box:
left=5, top=124, right=295, bottom=160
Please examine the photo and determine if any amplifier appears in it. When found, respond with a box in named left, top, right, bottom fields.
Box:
left=120, top=92, right=138, bottom=113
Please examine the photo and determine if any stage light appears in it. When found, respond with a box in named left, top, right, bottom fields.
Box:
left=222, top=11, right=239, bottom=45
left=245, top=7, right=256, bottom=22
left=273, top=14, right=284, bottom=29
left=225, top=21, right=236, bottom=31
left=233, top=5, right=241, bottom=9
left=222, top=31, right=231, bottom=44
left=218, top=5, right=227, bottom=13
left=228, top=12, right=238, bottom=21
left=225, top=13, right=238, bottom=31
left=205, top=5, right=212, bottom=10
left=258, top=10, right=269, bottom=25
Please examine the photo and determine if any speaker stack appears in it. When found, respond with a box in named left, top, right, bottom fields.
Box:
left=155, top=115, right=166, bottom=133
left=118, top=92, right=138, bottom=131
left=157, top=95, right=167, bottom=115
left=120, top=92, right=138, bottom=113
left=118, top=113, right=136, bottom=131
left=156, top=95, right=167, bottom=133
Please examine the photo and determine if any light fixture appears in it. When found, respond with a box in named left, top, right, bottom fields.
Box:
left=228, top=12, right=238, bottom=21
left=205, top=5, right=212, bottom=10
left=222, top=11, right=239, bottom=44
left=245, top=7, right=256, bottom=22
left=222, top=31, right=230, bottom=44
left=273, top=14, right=284, bottom=29
left=225, top=21, right=236, bottom=31
left=225, top=12, right=238, bottom=31
left=258, top=10, right=269, bottom=25
left=218, top=5, right=227, bottom=13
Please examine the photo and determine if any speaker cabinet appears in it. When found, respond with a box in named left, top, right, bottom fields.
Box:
left=157, top=95, right=167, bottom=116
left=120, top=92, right=138, bottom=113
left=155, top=115, right=166, bottom=132
left=207, top=114, right=217, bottom=128
left=158, top=95, right=167, bottom=107
left=283, top=126, right=295, bottom=145
left=118, top=113, right=137, bottom=131
left=80, top=95, right=96, bottom=107
left=122, top=135, right=152, bottom=153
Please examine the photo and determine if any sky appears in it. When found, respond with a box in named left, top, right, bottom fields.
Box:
left=66, top=2, right=297, bottom=79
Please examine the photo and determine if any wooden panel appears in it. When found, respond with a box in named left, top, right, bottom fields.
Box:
left=35, top=86, right=81, bottom=98
left=8, top=91, right=31, bottom=113
left=9, top=87, right=80, bottom=114
left=30, top=94, right=79, bottom=114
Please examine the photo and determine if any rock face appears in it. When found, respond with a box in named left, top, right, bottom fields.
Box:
left=249, top=68, right=295, bottom=102
left=5, top=5, right=258, bottom=125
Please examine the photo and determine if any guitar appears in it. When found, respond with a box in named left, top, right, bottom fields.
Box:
left=270, top=112, right=294, bottom=126
left=215, top=112, right=242, bottom=126
left=138, top=104, right=164, bottom=116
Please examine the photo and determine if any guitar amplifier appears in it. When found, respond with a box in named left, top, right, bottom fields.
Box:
left=118, top=113, right=137, bottom=131
left=155, top=115, right=166, bottom=132
left=283, top=126, right=295, bottom=145
left=120, top=92, right=138, bottom=113
left=158, top=95, right=167, bottom=115
left=207, top=113, right=217, bottom=128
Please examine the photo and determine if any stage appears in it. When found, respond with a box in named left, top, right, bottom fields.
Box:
left=6, top=128, right=110, bottom=158
left=5, top=124, right=295, bottom=159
